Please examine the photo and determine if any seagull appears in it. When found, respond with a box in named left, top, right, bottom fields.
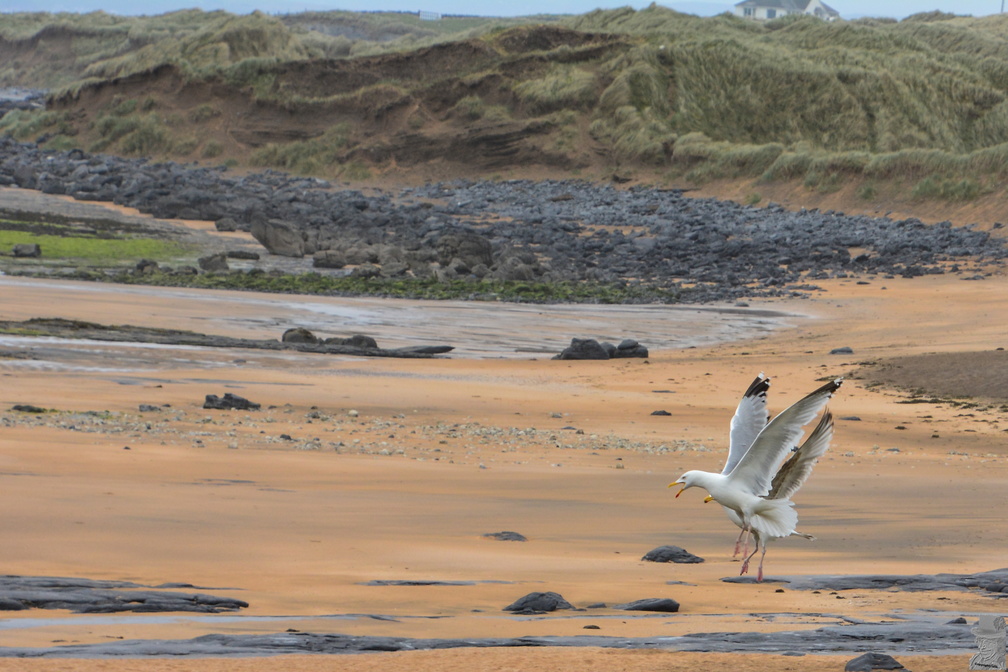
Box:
left=725, top=409, right=835, bottom=573
left=671, top=375, right=842, bottom=582
left=724, top=374, right=835, bottom=560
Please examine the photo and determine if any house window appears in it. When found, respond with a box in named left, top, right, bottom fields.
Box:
left=744, top=7, right=754, bottom=15
left=766, top=9, right=776, bottom=17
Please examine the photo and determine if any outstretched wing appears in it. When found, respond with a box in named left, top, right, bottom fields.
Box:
left=723, top=374, right=771, bottom=475
left=726, top=378, right=842, bottom=497
left=769, top=409, right=834, bottom=501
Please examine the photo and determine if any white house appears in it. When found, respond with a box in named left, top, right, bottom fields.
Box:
left=733, top=0, right=840, bottom=20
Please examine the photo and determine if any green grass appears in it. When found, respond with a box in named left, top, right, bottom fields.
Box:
left=0, top=229, right=192, bottom=263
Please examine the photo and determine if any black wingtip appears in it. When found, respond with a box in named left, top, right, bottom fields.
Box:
left=812, top=377, right=843, bottom=397
left=744, top=373, right=771, bottom=399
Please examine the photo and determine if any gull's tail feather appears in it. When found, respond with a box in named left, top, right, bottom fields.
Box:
left=750, top=498, right=798, bottom=540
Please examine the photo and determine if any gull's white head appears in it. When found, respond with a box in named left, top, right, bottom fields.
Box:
left=670, top=470, right=703, bottom=499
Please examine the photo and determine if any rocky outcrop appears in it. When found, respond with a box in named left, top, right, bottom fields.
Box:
left=0, top=137, right=1004, bottom=303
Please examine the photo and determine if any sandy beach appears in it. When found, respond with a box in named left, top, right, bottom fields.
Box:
left=0, top=264, right=1006, bottom=669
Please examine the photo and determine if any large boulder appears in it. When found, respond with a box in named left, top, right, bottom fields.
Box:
left=250, top=217, right=304, bottom=257
left=554, top=338, right=610, bottom=360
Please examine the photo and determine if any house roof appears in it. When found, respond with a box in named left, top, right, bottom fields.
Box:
left=734, top=0, right=839, bottom=13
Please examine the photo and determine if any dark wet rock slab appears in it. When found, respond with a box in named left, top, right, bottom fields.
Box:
left=722, top=567, right=1008, bottom=595
left=0, top=615, right=973, bottom=657
left=0, top=576, right=247, bottom=614
left=0, top=317, right=452, bottom=359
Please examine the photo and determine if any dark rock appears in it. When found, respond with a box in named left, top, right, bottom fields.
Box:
left=844, top=652, right=906, bottom=671
left=12, top=243, right=40, bottom=258
left=344, top=334, right=378, bottom=349
left=11, top=404, right=47, bottom=413
left=214, top=217, right=238, bottom=232
left=651, top=410, right=671, bottom=416
left=250, top=217, right=304, bottom=257
left=351, top=262, right=381, bottom=278
left=483, top=531, right=527, bottom=542
left=641, top=545, right=704, bottom=564
left=226, top=250, right=260, bottom=260
left=830, top=346, right=854, bottom=355
left=503, top=591, right=574, bottom=613
left=614, top=598, right=680, bottom=613
left=313, top=250, right=346, bottom=269
left=437, top=231, right=493, bottom=269
left=203, top=393, right=260, bottom=411
left=135, top=258, right=159, bottom=274
left=555, top=338, right=610, bottom=360
left=282, top=327, right=318, bottom=344
left=138, top=404, right=161, bottom=412
left=613, top=339, right=649, bottom=358
left=0, top=575, right=247, bottom=614
left=198, top=253, right=229, bottom=272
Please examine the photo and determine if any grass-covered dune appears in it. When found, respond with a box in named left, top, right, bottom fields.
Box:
left=3, top=6, right=1008, bottom=210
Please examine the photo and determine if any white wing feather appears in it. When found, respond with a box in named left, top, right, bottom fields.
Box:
left=726, top=378, right=842, bottom=497
left=769, top=410, right=834, bottom=501
left=723, top=374, right=770, bottom=475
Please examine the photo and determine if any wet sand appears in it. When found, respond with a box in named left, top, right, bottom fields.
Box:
left=0, top=269, right=1006, bottom=670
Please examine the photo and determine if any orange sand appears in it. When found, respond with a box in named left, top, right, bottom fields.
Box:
left=0, top=269, right=1006, bottom=671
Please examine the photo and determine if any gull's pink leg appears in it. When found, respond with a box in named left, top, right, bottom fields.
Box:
left=733, top=528, right=749, bottom=558
left=756, top=545, right=768, bottom=583
left=741, top=544, right=758, bottom=576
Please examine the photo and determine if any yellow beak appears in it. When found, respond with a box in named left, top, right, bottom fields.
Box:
left=703, top=495, right=714, bottom=503
left=669, top=482, right=686, bottom=498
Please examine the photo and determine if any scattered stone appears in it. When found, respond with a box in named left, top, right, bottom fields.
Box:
left=138, top=404, right=161, bottom=412
left=844, top=652, right=907, bottom=671
left=503, top=591, right=574, bottom=614
left=483, top=531, right=527, bottom=542
left=214, top=217, right=238, bottom=232
left=203, top=393, right=260, bottom=411
left=651, top=410, right=671, bottom=416
left=642, top=545, right=705, bottom=564
left=830, top=346, right=854, bottom=355
left=614, top=597, right=680, bottom=613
